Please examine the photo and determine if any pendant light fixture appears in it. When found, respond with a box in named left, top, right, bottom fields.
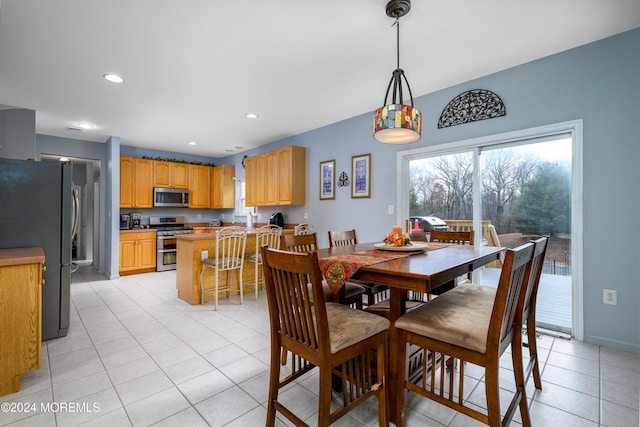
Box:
left=373, top=0, right=422, bottom=144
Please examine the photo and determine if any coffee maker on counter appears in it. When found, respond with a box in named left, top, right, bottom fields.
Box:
left=120, top=214, right=131, bottom=230
left=130, top=212, right=142, bottom=229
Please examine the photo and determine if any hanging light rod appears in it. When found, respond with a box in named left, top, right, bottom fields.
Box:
left=373, top=0, right=422, bottom=144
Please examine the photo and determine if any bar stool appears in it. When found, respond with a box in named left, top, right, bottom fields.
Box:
left=199, top=226, right=247, bottom=310
left=245, top=224, right=281, bottom=300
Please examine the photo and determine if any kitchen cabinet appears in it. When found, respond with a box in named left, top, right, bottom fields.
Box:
left=244, top=154, right=267, bottom=207
left=189, top=165, right=211, bottom=208
left=244, top=156, right=257, bottom=206
left=153, top=160, right=189, bottom=189
left=246, top=146, right=305, bottom=206
left=0, top=247, right=44, bottom=396
left=120, top=157, right=153, bottom=208
left=119, top=231, right=157, bottom=275
left=210, top=164, right=235, bottom=209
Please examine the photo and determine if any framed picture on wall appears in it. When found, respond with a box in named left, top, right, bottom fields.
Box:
left=351, top=153, right=371, bottom=198
left=319, top=159, right=335, bottom=200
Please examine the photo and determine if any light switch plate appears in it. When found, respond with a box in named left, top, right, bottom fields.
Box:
left=388, top=205, right=394, bottom=215
left=201, top=250, right=208, bottom=260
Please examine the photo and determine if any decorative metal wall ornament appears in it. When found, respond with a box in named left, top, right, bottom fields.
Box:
left=437, top=89, right=506, bottom=129
left=337, top=171, right=350, bottom=187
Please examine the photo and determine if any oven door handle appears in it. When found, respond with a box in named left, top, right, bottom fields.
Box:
left=158, top=249, right=177, bottom=253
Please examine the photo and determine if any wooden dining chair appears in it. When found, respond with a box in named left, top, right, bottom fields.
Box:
left=245, top=224, right=282, bottom=300
left=281, top=232, right=366, bottom=309
left=328, top=229, right=389, bottom=307
left=199, top=226, right=247, bottom=310
left=394, top=242, right=536, bottom=427
left=429, top=229, right=474, bottom=245
left=261, top=247, right=390, bottom=426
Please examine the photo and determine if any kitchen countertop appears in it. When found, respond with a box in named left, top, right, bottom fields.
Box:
left=177, top=228, right=294, bottom=240
left=119, top=229, right=157, bottom=234
left=0, top=247, right=45, bottom=267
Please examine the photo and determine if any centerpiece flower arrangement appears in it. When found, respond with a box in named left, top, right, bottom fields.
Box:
left=383, top=232, right=412, bottom=247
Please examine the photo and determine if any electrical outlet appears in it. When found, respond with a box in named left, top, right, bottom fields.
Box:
left=197, top=214, right=202, bottom=220
left=388, top=205, right=394, bottom=215
left=257, top=213, right=262, bottom=220
left=201, top=250, right=208, bottom=260
left=603, top=289, right=617, bottom=305
left=303, top=212, right=309, bottom=219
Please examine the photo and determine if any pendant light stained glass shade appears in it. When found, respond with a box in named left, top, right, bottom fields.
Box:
left=374, top=103, right=422, bottom=144
left=373, top=0, right=422, bottom=144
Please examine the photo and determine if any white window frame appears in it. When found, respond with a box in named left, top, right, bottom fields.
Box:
left=396, top=120, right=584, bottom=340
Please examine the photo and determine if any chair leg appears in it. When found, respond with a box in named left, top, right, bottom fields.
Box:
left=318, top=365, right=333, bottom=426
left=377, top=338, right=390, bottom=427
left=238, top=267, right=244, bottom=304
left=266, top=345, right=283, bottom=427
left=485, top=360, right=502, bottom=427
left=395, top=334, right=409, bottom=427
left=511, top=335, right=532, bottom=427
left=199, top=265, right=206, bottom=305
left=527, top=312, right=542, bottom=390
left=255, top=263, right=264, bottom=301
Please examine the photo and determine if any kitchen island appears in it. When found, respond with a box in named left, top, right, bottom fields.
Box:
left=175, top=228, right=294, bottom=305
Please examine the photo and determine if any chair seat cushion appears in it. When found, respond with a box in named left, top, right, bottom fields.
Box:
left=394, top=284, right=496, bottom=353
left=325, top=302, right=390, bottom=354
left=202, top=256, right=242, bottom=269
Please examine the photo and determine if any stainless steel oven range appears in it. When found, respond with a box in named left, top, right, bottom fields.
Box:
left=149, top=216, right=194, bottom=271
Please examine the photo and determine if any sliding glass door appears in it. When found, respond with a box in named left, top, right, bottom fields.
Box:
left=401, top=123, right=580, bottom=335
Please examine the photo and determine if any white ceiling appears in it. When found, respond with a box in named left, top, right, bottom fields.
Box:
left=1, top=0, right=639, bottom=158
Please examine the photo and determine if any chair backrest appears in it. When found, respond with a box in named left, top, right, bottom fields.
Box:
left=488, top=242, right=534, bottom=353
left=328, top=229, right=357, bottom=247
left=294, top=223, right=311, bottom=235
left=521, top=236, right=549, bottom=321
left=256, top=225, right=282, bottom=252
left=215, top=226, right=247, bottom=270
left=281, top=232, right=319, bottom=253
left=430, top=229, right=474, bottom=245
left=261, top=247, right=330, bottom=356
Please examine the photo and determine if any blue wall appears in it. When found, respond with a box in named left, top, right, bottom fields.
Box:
left=22, top=28, right=640, bottom=352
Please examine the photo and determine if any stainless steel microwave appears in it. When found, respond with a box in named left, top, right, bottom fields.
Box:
left=153, top=188, right=190, bottom=207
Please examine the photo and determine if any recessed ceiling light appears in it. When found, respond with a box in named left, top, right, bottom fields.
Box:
left=103, top=73, right=124, bottom=83
left=76, top=122, right=95, bottom=129
left=245, top=113, right=258, bottom=119
left=235, top=146, right=244, bottom=150
left=187, top=141, right=197, bottom=146
left=225, top=149, right=234, bottom=152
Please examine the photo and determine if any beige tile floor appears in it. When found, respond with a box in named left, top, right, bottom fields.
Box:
left=1, top=266, right=638, bottom=426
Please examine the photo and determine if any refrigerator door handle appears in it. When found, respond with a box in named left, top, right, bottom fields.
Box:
left=72, top=186, right=80, bottom=241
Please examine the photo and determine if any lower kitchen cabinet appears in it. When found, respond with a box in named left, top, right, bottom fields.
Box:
left=0, top=247, right=44, bottom=396
left=119, top=231, right=157, bottom=275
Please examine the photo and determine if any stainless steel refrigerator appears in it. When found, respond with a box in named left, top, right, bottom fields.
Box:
left=0, top=158, right=77, bottom=340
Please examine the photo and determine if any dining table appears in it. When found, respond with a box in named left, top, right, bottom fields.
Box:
left=315, top=242, right=505, bottom=422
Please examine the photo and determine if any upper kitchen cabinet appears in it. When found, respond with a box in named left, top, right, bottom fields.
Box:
left=210, top=164, right=235, bottom=209
left=153, top=160, right=189, bottom=189
left=247, top=154, right=267, bottom=206
left=246, top=146, right=305, bottom=206
left=189, top=164, right=210, bottom=208
left=120, top=157, right=153, bottom=208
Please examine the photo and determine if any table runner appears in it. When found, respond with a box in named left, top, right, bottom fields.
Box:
left=319, top=243, right=451, bottom=292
